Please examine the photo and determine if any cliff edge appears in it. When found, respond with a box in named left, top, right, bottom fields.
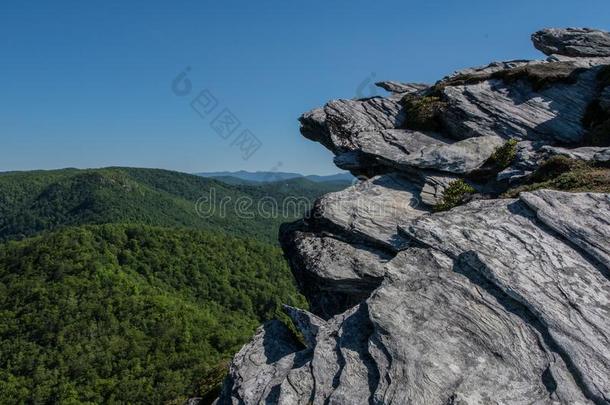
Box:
left=216, top=28, right=610, bottom=405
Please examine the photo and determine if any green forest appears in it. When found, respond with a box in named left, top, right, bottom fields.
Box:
left=0, top=167, right=348, bottom=244
left=0, top=168, right=345, bottom=404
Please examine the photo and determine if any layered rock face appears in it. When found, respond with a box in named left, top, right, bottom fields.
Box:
left=216, top=28, right=610, bottom=404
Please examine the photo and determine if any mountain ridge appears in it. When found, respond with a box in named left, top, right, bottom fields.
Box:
left=0, top=166, right=348, bottom=244
left=196, top=170, right=354, bottom=184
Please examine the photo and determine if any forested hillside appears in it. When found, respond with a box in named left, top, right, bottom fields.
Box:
left=0, top=224, right=306, bottom=404
left=0, top=167, right=345, bottom=403
left=0, top=167, right=348, bottom=244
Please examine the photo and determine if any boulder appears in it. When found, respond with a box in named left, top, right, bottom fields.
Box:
left=309, top=173, right=427, bottom=251
left=299, top=97, right=406, bottom=153
left=280, top=228, right=390, bottom=318
left=532, top=28, right=610, bottom=57
left=357, top=129, right=505, bottom=174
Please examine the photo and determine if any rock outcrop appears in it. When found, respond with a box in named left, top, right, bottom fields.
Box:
left=532, top=28, right=610, bottom=57
left=216, top=28, right=610, bottom=405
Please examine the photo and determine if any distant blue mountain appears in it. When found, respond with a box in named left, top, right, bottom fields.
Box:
left=195, top=170, right=354, bottom=184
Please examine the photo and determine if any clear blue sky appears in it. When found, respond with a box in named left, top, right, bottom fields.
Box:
left=1, top=0, right=609, bottom=174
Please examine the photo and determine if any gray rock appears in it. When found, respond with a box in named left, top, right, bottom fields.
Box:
left=375, top=81, right=429, bottom=94
left=281, top=229, right=390, bottom=318
left=497, top=141, right=546, bottom=182
left=532, top=28, right=610, bottom=57
left=441, top=64, right=601, bottom=143
left=402, top=193, right=610, bottom=402
left=439, top=59, right=539, bottom=85
left=216, top=320, right=305, bottom=405
left=299, top=97, right=406, bottom=153
left=357, top=129, right=505, bottom=174
left=520, top=190, right=610, bottom=270
left=289, top=233, right=388, bottom=285
left=369, top=248, right=589, bottom=404
left=282, top=306, right=325, bottom=348
left=218, top=27, right=610, bottom=405
left=218, top=247, right=593, bottom=404
left=333, top=150, right=366, bottom=171
left=397, top=134, right=504, bottom=174
left=333, top=150, right=388, bottom=175
left=419, top=173, right=459, bottom=206
left=498, top=143, right=610, bottom=184
left=542, top=145, right=610, bottom=162
left=547, top=54, right=610, bottom=68
left=311, top=173, right=427, bottom=251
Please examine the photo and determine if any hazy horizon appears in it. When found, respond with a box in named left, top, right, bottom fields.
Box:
left=0, top=165, right=351, bottom=176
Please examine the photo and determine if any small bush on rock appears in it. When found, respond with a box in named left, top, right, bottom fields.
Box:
left=401, top=95, right=447, bottom=131
left=434, top=180, right=476, bottom=212
left=491, top=62, right=585, bottom=91
left=487, top=139, right=518, bottom=170
left=503, top=157, right=610, bottom=197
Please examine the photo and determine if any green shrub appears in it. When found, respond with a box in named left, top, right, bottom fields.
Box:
left=503, top=157, right=610, bottom=197
left=487, top=139, right=518, bottom=170
left=433, top=61, right=585, bottom=93
left=491, top=62, right=585, bottom=91
left=401, top=95, right=447, bottom=131
left=433, top=180, right=476, bottom=212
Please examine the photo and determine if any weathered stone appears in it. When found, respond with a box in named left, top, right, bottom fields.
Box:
left=542, top=145, right=610, bottom=162
left=216, top=320, right=305, bottom=405
left=310, top=173, right=427, bottom=251
left=333, top=150, right=366, bottom=171
left=218, top=247, right=593, bottom=404
left=441, top=65, right=600, bottom=143
left=394, top=134, right=504, bottom=174
left=280, top=228, right=390, bottom=318
left=532, top=28, right=610, bottom=57
left=402, top=193, right=610, bottom=402
left=375, top=81, right=428, bottom=94
left=438, top=59, right=540, bottom=87
left=368, top=248, right=589, bottom=404
left=282, top=306, right=326, bottom=348
left=419, top=173, right=458, bottom=206
left=497, top=141, right=546, bottom=182
left=547, top=54, right=610, bottom=68
left=299, top=97, right=406, bottom=153
left=520, top=190, right=610, bottom=270
left=218, top=27, right=610, bottom=405
left=357, top=129, right=504, bottom=174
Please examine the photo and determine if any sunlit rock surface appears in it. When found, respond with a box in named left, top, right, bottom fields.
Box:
left=216, top=27, right=610, bottom=405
